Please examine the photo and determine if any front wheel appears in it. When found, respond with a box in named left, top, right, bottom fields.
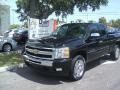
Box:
left=110, top=45, right=120, bottom=61
left=69, top=55, right=86, bottom=81
left=2, top=44, right=12, bottom=52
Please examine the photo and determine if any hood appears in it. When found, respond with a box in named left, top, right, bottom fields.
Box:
left=37, top=36, right=68, bottom=47
left=27, top=36, right=85, bottom=48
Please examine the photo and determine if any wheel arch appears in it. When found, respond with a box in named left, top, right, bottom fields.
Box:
left=70, top=54, right=86, bottom=81
left=72, top=50, right=87, bottom=62
left=2, top=43, right=12, bottom=51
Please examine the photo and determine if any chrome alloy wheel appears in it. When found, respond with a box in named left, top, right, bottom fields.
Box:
left=73, top=60, right=85, bottom=79
left=3, top=44, right=12, bottom=52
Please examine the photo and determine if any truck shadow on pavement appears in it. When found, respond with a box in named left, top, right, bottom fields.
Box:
left=8, top=55, right=114, bottom=85
left=86, top=55, right=112, bottom=71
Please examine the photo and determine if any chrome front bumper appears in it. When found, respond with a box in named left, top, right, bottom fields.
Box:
left=23, top=55, right=53, bottom=67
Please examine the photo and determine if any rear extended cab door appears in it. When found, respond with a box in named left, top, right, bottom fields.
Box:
left=97, top=24, right=110, bottom=56
left=86, top=24, right=109, bottom=62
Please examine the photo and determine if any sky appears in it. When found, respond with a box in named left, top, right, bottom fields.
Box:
left=7, top=0, right=120, bottom=25
left=7, top=0, right=21, bottom=25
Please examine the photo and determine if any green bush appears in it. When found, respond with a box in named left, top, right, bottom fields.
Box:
left=0, top=52, right=23, bottom=67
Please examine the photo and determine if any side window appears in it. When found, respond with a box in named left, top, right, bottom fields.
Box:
left=23, top=31, right=28, bottom=35
left=57, top=25, right=68, bottom=37
left=89, top=24, right=99, bottom=34
left=67, top=25, right=86, bottom=38
left=98, top=24, right=106, bottom=36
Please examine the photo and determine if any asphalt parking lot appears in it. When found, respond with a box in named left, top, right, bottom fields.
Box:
left=0, top=55, right=120, bottom=90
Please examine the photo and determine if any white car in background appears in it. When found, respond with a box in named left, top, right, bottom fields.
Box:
left=0, top=36, right=17, bottom=52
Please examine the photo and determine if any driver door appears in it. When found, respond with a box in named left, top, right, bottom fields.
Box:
left=87, top=24, right=103, bottom=62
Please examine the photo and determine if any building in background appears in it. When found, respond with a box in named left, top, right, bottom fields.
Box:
left=0, top=0, right=10, bottom=35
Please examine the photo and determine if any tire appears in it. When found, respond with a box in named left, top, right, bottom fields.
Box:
left=110, top=45, right=120, bottom=61
left=2, top=44, right=12, bottom=52
left=24, top=61, right=30, bottom=67
left=21, top=49, right=25, bottom=55
left=69, top=55, right=86, bottom=81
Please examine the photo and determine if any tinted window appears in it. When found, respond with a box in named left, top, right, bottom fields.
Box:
left=23, top=30, right=28, bottom=34
left=88, top=24, right=99, bottom=33
left=52, top=24, right=87, bottom=38
left=52, top=25, right=68, bottom=38
left=16, top=30, right=28, bottom=35
left=98, top=24, right=106, bottom=36
left=67, top=24, right=86, bottom=38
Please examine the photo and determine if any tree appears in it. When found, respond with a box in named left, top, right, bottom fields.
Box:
left=114, top=19, right=120, bottom=28
left=76, top=19, right=83, bottom=23
left=109, top=19, right=120, bottom=28
left=10, top=24, right=20, bottom=29
left=22, top=22, right=28, bottom=28
left=88, top=20, right=96, bottom=23
left=16, top=0, right=108, bottom=21
left=16, top=0, right=30, bottom=21
left=99, top=17, right=107, bottom=24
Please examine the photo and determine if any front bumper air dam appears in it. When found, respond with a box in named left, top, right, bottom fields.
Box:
left=23, top=55, right=71, bottom=76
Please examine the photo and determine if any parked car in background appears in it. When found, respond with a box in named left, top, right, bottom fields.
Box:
left=13, top=29, right=28, bottom=44
left=0, top=36, right=17, bottom=52
left=107, top=27, right=116, bottom=34
left=107, top=27, right=120, bottom=37
left=4, top=29, right=17, bottom=38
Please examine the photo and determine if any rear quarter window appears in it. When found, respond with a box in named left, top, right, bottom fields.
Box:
left=98, top=24, right=107, bottom=36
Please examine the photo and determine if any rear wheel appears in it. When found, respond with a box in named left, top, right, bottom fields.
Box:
left=69, top=55, right=86, bottom=81
left=110, top=45, right=120, bottom=61
left=2, top=44, right=12, bottom=52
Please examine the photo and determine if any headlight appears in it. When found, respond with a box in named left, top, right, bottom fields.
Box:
left=55, top=47, right=70, bottom=59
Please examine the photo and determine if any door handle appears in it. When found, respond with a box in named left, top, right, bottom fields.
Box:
left=99, top=40, right=103, bottom=43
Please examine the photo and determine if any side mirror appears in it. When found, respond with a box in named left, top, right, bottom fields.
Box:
left=86, top=33, right=101, bottom=43
left=90, top=33, right=100, bottom=37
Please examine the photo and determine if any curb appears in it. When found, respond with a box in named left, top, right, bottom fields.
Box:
left=0, top=63, right=24, bottom=73
left=0, top=66, right=9, bottom=73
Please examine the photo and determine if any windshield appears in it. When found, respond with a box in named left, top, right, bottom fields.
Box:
left=51, top=24, right=87, bottom=39
left=52, top=25, right=68, bottom=38
left=16, top=29, right=28, bottom=34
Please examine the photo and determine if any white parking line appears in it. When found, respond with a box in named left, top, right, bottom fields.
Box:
left=100, top=60, right=116, bottom=65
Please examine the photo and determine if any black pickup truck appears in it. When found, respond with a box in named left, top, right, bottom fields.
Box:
left=23, top=23, right=120, bottom=80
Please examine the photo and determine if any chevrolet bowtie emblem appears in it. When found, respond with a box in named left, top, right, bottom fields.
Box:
left=26, top=48, right=39, bottom=54
left=26, top=48, right=52, bottom=55
left=32, top=49, right=39, bottom=54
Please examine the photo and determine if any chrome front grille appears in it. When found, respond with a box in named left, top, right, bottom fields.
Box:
left=25, top=46, right=54, bottom=60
